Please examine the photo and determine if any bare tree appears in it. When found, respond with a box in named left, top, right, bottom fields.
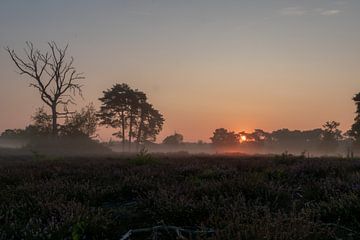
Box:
left=6, top=42, right=84, bottom=136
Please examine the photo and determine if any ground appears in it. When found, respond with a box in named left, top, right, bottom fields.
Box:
left=1, top=153, right=360, bottom=239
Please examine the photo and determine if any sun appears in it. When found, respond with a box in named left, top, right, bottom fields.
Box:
left=240, top=135, right=247, bottom=142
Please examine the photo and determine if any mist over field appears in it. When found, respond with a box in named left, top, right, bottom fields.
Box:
left=0, top=139, right=24, bottom=149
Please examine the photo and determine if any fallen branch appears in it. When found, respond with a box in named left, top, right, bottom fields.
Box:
left=322, top=223, right=360, bottom=235
left=119, top=225, right=215, bottom=240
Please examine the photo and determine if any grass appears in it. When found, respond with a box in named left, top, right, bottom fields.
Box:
left=1, top=154, right=360, bottom=239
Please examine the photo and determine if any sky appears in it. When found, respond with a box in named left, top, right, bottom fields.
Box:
left=0, top=0, right=359, bottom=142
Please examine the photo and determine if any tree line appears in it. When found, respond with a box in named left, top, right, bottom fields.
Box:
left=209, top=122, right=343, bottom=154
left=209, top=105, right=360, bottom=154
left=2, top=41, right=360, bottom=155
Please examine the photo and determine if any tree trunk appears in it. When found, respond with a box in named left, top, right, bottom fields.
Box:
left=121, top=110, right=125, bottom=152
left=51, top=104, right=57, bottom=136
left=136, top=125, right=142, bottom=150
left=129, top=113, right=133, bottom=152
left=136, top=112, right=145, bottom=151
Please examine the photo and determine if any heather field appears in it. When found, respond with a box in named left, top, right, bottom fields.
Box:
left=1, top=154, right=360, bottom=240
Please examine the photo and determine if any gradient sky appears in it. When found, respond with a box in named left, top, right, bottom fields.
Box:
left=0, top=0, right=360, bottom=142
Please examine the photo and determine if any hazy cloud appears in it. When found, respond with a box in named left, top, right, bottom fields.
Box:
left=320, top=9, right=341, bottom=16
left=280, top=7, right=341, bottom=17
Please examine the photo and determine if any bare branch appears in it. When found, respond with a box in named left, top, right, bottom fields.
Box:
left=6, top=41, right=85, bottom=135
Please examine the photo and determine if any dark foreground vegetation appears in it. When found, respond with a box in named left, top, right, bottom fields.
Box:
left=1, top=154, right=360, bottom=239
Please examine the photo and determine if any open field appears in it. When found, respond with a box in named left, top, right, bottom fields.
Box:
left=1, top=154, right=360, bottom=239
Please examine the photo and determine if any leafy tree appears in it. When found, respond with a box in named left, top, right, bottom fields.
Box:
left=1, top=108, right=52, bottom=139
left=349, top=93, right=360, bottom=147
left=6, top=42, right=84, bottom=136
left=135, top=102, right=164, bottom=143
left=269, top=128, right=323, bottom=153
left=98, top=83, right=164, bottom=151
left=30, top=107, right=52, bottom=135
left=250, top=129, right=269, bottom=142
left=0, top=129, right=27, bottom=139
left=320, top=121, right=342, bottom=152
left=162, top=132, right=184, bottom=145
left=98, top=84, right=131, bottom=149
left=242, top=129, right=270, bottom=146
left=127, top=89, right=142, bottom=147
left=61, top=104, right=98, bottom=138
left=301, top=129, right=324, bottom=143
left=210, top=128, right=240, bottom=147
left=1, top=105, right=97, bottom=140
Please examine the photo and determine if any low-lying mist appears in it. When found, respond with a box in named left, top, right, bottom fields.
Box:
left=0, top=139, right=26, bottom=149
left=0, top=136, right=354, bottom=159
left=108, top=140, right=352, bottom=157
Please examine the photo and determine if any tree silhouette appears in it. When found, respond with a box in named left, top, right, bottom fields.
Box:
left=98, top=84, right=130, bottom=150
left=1, top=106, right=97, bottom=140
left=0, top=108, right=51, bottom=140
left=61, top=104, right=98, bottom=138
left=6, top=42, right=84, bottom=136
left=0, top=129, right=27, bottom=139
left=135, top=102, right=164, bottom=144
left=31, top=107, right=52, bottom=135
left=162, top=132, right=184, bottom=145
left=246, top=129, right=270, bottom=145
left=98, top=84, right=164, bottom=151
left=210, top=128, right=240, bottom=148
left=349, top=93, right=360, bottom=147
left=320, top=121, right=342, bottom=152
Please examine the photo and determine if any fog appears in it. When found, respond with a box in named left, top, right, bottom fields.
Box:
left=108, top=141, right=353, bottom=158
left=0, top=139, right=26, bottom=149
left=0, top=134, right=355, bottom=158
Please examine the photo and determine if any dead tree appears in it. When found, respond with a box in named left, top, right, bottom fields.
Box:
left=6, top=42, right=84, bottom=136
